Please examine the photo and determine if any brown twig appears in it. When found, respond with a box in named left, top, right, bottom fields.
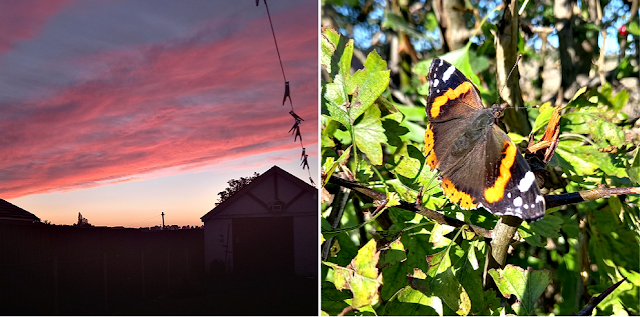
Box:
left=546, top=187, right=640, bottom=209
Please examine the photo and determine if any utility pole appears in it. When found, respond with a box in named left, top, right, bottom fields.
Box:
left=161, top=212, right=165, bottom=230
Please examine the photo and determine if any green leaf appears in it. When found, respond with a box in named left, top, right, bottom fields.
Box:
left=479, top=289, right=502, bottom=315
left=322, top=31, right=390, bottom=129
left=355, top=158, right=374, bottom=181
left=529, top=214, right=563, bottom=239
left=382, top=119, right=409, bottom=147
left=488, top=265, right=552, bottom=315
left=626, top=148, right=640, bottom=185
left=320, top=280, right=351, bottom=315
left=627, top=20, right=640, bottom=36
left=569, top=86, right=588, bottom=103
left=322, top=145, right=352, bottom=186
left=467, top=242, right=480, bottom=270
left=507, top=132, right=528, bottom=145
left=337, top=40, right=354, bottom=88
left=386, top=191, right=402, bottom=208
left=380, top=262, right=408, bottom=302
left=323, top=37, right=355, bottom=127
left=320, top=28, right=340, bottom=73
left=409, top=257, right=472, bottom=316
left=321, top=132, right=335, bottom=148
left=402, top=232, right=431, bottom=274
left=429, top=223, right=455, bottom=249
left=596, top=120, right=626, bottom=147
left=610, top=89, right=629, bottom=113
left=385, top=285, right=444, bottom=316
left=555, top=146, right=599, bottom=176
left=387, top=178, right=418, bottom=202
left=322, top=239, right=382, bottom=309
left=354, top=106, right=387, bottom=165
left=393, top=144, right=432, bottom=185
left=326, top=231, right=359, bottom=266
left=424, top=12, right=439, bottom=31
left=379, top=239, right=406, bottom=268
left=616, top=56, right=638, bottom=79
left=425, top=248, right=452, bottom=276
left=455, top=244, right=485, bottom=314
left=346, top=50, right=390, bottom=122
left=395, top=104, right=426, bottom=122
left=400, top=120, right=427, bottom=143
left=518, top=225, right=545, bottom=247
left=324, top=82, right=350, bottom=127
left=531, top=102, right=555, bottom=134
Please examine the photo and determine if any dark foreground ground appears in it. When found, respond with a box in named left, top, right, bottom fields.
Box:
left=113, top=275, right=317, bottom=316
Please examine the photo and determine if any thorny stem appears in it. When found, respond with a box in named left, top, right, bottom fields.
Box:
left=328, top=175, right=493, bottom=239
left=328, top=175, right=640, bottom=239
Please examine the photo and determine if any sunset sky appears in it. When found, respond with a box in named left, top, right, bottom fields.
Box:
left=0, top=0, right=318, bottom=227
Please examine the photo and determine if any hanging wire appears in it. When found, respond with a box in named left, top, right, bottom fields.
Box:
left=258, top=0, right=315, bottom=186
left=263, top=0, right=287, bottom=84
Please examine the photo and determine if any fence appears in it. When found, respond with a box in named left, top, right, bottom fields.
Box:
left=0, top=223, right=204, bottom=315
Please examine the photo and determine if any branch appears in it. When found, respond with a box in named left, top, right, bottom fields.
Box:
left=328, top=175, right=493, bottom=239
left=576, top=277, right=628, bottom=316
left=328, top=176, right=640, bottom=238
left=546, top=187, right=640, bottom=209
left=321, top=184, right=352, bottom=261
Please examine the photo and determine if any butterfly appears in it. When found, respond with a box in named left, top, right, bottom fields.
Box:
left=424, top=58, right=545, bottom=222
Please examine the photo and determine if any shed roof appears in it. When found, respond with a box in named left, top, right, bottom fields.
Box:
left=201, top=165, right=316, bottom=222
left=0, top=199, right=40, bottom=222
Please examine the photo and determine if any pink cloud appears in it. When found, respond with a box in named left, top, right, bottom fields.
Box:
left=0, top=0, right=73, bottom=54
left=0, top=2, right=317, bottom=199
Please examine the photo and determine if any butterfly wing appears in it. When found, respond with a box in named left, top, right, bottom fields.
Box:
left=424, top=58, right=487, bottom=180
left=480, top=126, right=546, bottom=221
left=425, top=58, right=545, bottom=222
left=425, top=58, right=484, bottom=123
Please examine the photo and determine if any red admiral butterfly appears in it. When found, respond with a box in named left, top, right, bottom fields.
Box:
left=424, top=58, right=545, bottom=222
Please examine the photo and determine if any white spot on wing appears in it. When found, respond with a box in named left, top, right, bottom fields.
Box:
left=536, top=195, right=544, bottom=203
left=443, top=65, right=455, bottom=82
left=507, top=192, right=512, bottom=198
left=518, top=171, right=536, bottom=192
left=438, top=59, right=443, bottom=67
left=514, top=196, right=523, bottom=207
left=433, top=78, right=439, bottom=88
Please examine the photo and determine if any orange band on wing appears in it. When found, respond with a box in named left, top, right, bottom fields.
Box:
left=484, top=141, right=516, bottom=203
left=441, top=178, right=477, bottom=209
left=424, top=125, right=438, bottom=168
left=430, top=81, right=474, bottom=118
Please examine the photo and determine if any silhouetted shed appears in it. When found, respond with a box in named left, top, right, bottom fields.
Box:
left=201, top=166, right=317, bottom=278
left=0, top=199, right=40, bottom=224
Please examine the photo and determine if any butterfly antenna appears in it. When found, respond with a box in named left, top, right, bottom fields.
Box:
left=498, top=54, right=523, bottom=110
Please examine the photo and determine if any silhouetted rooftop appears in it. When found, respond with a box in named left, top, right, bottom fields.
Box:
left=201, top=165, right=316, bottom=222
left=0, top=199, right=40, bottom=222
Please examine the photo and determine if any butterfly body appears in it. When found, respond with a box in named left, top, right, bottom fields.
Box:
left=425, top=58, right=545, bottom=222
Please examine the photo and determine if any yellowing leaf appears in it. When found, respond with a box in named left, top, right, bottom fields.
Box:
left=322, top=239, right=383, bottom=309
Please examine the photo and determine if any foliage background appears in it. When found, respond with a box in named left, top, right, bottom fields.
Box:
left=320, top=0, right=640, bottom=315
